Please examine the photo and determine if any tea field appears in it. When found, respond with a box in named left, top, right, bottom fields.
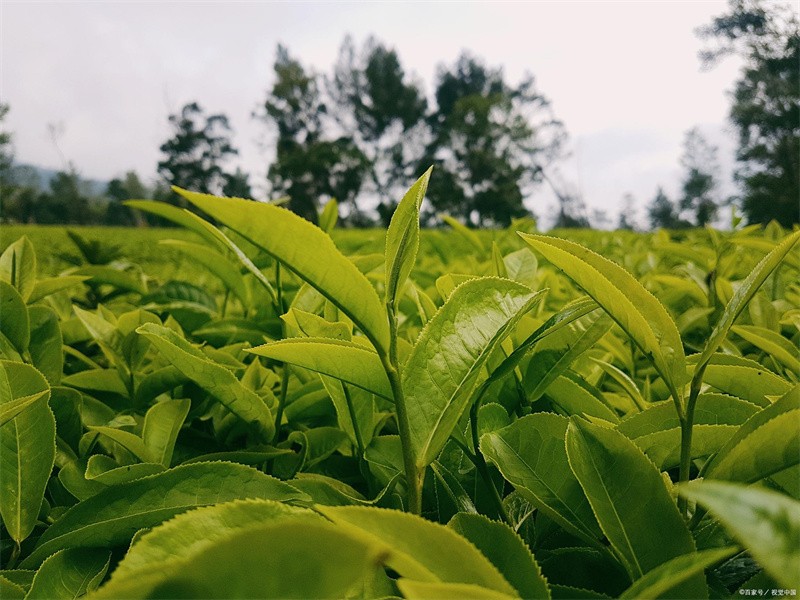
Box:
left=1, top=175, right=798, bottom=599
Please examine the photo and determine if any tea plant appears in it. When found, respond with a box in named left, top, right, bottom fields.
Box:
left=1, top=170, right=798, bottom=599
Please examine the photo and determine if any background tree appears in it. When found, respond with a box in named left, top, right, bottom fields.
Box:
left=157, top=102, right=239, bottom=198
left=421, top=54, right=566, bottom=227
left=648, top=186, right=689, bottom=230
left=699, top=0, right=799, bottom=226
left=618, top=193, right=637, bottom=230
left=679, top=128, right=720, bottom=226
left=105, top=171, right=149, bottom=226
left=222, top=167, right=253, bottom=199
left=257, top=44, right=369, bottom=223
left=329, top=36, right=428, bottom=220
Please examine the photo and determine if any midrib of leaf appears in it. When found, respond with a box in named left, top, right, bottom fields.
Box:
left=574, top=428, right=643, bottom=579
left=14, top=419, right=22, bottom=539
left=386, top=212, right=414, bottom=305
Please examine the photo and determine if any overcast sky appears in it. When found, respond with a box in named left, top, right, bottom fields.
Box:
left=2, top=1, right=752, bottom=226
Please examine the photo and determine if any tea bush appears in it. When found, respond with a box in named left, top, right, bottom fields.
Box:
left=1, top=170, right=798, bottom=599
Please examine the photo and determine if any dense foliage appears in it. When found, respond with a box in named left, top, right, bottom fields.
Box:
left=0, top=173, right=798, bottom=599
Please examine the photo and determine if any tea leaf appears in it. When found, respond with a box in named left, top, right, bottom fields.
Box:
left=160, top=240, right=251, bottom=306
left=21, top=462, right=307, bottom=568
left=694, top=229, right=800, bottom=374
left=28, top=306, right=63, bottom=385
left=704, top=384, right=799, bottom=480
left=520, top=234, right=686, bottom=402
left=249, top=338, right=392, bottom=399
left=0, top=236, right=36, bottom=302
left=142, top=398, right=191, bottom=467
left=110, top=499, right=319, bottom=581
left=92, top=520, right=385, bottom=600
left=404, top=277, right=541, bottom=468
left=319, top=505, right=516, bottom=594
left=481, top=413, right=602, bottom=546
left=618, top=547, right=736, bottom=599
left=449, top=512, right=550, bottom=600
left=705, top=410, right=800, bottom=483
left=0, top=362, right=55, bottom=543
left=0, top=390, right=48, bottom=427
left=397, top=580, right=518, bottom=600
left=26, top=548, right=110, bottom=600
left=74, top=265, right=146, bottom=294
left=678, top=480, right=800, bottom=589
left=174, top=188, right=391, bottom=354
left=0, top=281, right=29, bottom=354
left=526, top=310, right=612, bottom=403
left=565, top=417, right=701, bottom=590
left=731, top=324, right=800, bottom=375
left=137, top=323, right=274, bottom=440
left=385, top=168, right=430, bottom=308
left=28, top=275, right=89, bottom=303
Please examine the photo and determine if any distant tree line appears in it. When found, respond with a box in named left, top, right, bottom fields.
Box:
left=1, top=0, right=797, bottom=229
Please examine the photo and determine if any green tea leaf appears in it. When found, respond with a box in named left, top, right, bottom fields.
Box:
left=0, top=362, right=55, bottom=543
left=137, top=322, right=274, bottom=440
left=404, top=277, right=541, bottom=468
left=503, top=247, right=538, bottom=287
left=61, top=369, right=128, bottom=396
left=88, top=426, right=153, bottom=463
left=27, top=306, right=63, bottom=385
left=28, top=275, right=89, bottom=303
left=74, top=265, right=146, bottom=295
left=695, top=229, right=800, bottom=374
left=319, top=198, right=339, bottom=232
left=704, top=384, right=799, bottom=481
left=480, top=297, right=599, bottom=391
left=678, top=480, right=800, bottom=589
left=520, top=234, right=686, bottom=402
left=480, top=413, right=602, bottom=546
left=618, top=547, right=736, bottom=600
left=318, top=505, right=516, bottom=594
left=545, top=374, right=619, bottom=423
left=0, top=578, right=26, bottom=600
left=249, top=337, right=391, bottom=399
left=617, top=394, right=760, bottom=439
left=0, top=391, right=48, bottom=427
left=397, top=579, right=518, bottom=600
left=0, top=237, right=36, bottom=302
left=385, top=168, right=431, bottom=308
left=92, top=520, right=384, bottom=600
left=526, top=310, right=612, bottom=403
left=565, top=417, right=700, bottom=589
left=731, top=324, right=800, bottom=375
left=705, top=410, right=800, bottom=483
left=126, top=200, right=279, bottom=303
left=449, top=512, right=550, bottom=600
left=283, top=308, right=351, bottom=340
left=142, top=398, right=191, bottom=467
left=85, top=457, right=165, bottom=485
left=160, top=240, right=251, bottom=306
left=632, top=424, right=738, bottom=470
left=0, top=281, right=29, bottom=354
left=441, top=214, right=485, bottom=253
left=174, top=188, right=390, bottom=354
left=26, top=548, right=110, bottom=600
left=21, top=462, right=307, bottom=568
left=110, top=499, right=319, bottom=581
left=701, top=363, right=790, bottom=406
